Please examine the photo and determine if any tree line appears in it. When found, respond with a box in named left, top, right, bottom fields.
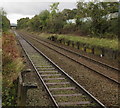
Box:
left=17, top=2, right=118, bottom=39
left=0, top=8, right=10, bottom=32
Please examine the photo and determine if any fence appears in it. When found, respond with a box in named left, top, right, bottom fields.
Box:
left=17, top=69, right=37, bottom=106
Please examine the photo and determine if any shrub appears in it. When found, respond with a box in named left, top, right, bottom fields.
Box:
left=2, top=33, right=24, bottom=106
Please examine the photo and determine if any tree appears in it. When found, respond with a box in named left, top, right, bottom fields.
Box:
left=76, top=2, right=118, bottom=37
left=46, top=12, right=65, bottom=33
left=76, top=2, right=89, bottom=27
left=46, top=2, right=65, bottom=33
left=29, top=15, right=42, bottom=31
left=50, top=2, right=59, bottom=18
left=16, top=2, right=118, bottom=38
left=0, top=8, right=10, bottom=32
left=17, top=17, right=30, bottom=29
left=61, top=9, right=77, bottom=20
left=38, top=10, right=50, bottom=31
left=88, top=2, right=118, bottom=37
left=0, top=8, right=7, bottom=16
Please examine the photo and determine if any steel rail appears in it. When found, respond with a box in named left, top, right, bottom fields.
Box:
left=19, top=32, right=119, bottom=72
left=20, top=33, right=120, bottom=85
left=15, top=31, right=106, bottom=108
left=15, top=31, right=59, bottom=107
left=43, top=39, right=120, bottom=71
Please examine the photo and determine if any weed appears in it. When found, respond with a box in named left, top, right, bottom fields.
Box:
left=54, top=35, right=118, bottom=51
left=2, top=32, right=24, bottom=106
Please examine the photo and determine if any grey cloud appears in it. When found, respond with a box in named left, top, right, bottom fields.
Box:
left=1, top=2, right=76, bottom=24
left=2, top=2, right=76, bottom=16
left=2, top=2, right=51, bottom=15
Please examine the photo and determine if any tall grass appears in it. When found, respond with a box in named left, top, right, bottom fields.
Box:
left=2, top=33, right=24, bottom=106
left=56, top=34, right=118, bottom=51
left=26, top=30, right=118, bottom=51
left=0, top=37, right=2, bottom=94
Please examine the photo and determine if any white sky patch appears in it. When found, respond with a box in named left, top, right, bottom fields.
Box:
left=1, top=2, right=51, bottom=15
left=0, top=2, right=77, bottom=24
left=7, top=14, right=34, bottom=24
left=0, top=0, right=118, bottom=2
left=0, top=0, right=118, bottom=24
left=1, top=0, right=79, bottom=3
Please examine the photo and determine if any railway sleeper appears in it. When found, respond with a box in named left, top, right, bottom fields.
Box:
left=39, top=71, right=58, bottom=73
left=41, top=74, right=61, bottom=77
left=16, top=31, right=106, bottom=108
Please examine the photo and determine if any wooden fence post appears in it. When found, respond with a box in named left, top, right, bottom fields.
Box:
left=72, top=41, right=74, bottom=47
left=67, top=41, right=70, bottom=46
left=61, top=39, right=64, bottom=44
left=59, top=39, right=62, bottom=43
left=83, top=44, right=86, bottom=52
left=17, top=69, right=37, bottom=106
left=63, top=39, right=65, bottom=44
left=101, top=48, right=104, bottom=57
left=91, top=47, right=94, bottom=54
left=113, top=50, right=118, bottom=60
left=76, top=42, right=80, bottom=49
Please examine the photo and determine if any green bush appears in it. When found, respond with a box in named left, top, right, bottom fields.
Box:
left=2, top=16, right=10, bottom=32
left=2, top=33, right=24, bottom=106
left=103, top=32, right=117, bottom=39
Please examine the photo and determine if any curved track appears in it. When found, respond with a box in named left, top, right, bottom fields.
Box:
left=15, top=31, right=106, bottom=108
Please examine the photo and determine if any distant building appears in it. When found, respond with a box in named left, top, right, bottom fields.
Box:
left=66, top=12, right=118, bottom=24
left=79, top=17, right=91, bottom=22
left=104, top=12, right=118, bottom=20
left=66, top=19, right=76, bottom=24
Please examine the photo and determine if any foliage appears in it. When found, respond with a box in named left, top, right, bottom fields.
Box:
left=17, top=17, right=30, bottom=29
left=61, top=9, right=77, bottom=20
left=0, top=8, right=7, bottom=16
left=0, top=8, right=10, bottom=32
left=50, top=2, right=59, bottom=17
left=17, top=2, right=118, bottom=39
left=39, top=10, right=50, bottom=31
left=46, top=2, right=66, bottom=33
left=76, top=2, right=118, bottom=37
left=52, top=34, right=118, bottom=50
left=0, top=37, right=1, bottom=94
left=62, top=23, right=76, bottom=34
left=2, top=33, right=24, bottom=106
left=76, top=21, right=91, bottom=35
left=107, top=18, right=118, bottom=37
left=2, top=80, right=18, bottom=106
left=46, top=12, right=66, bottom=33
left=29, top=15, right=42, bottom=31
left=29, top=10, right=50, bottom=31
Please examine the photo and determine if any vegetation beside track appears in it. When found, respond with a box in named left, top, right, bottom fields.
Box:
left=17, top=2, right=118, bottom=39
left=49, top=34, right=118, bottom=51
left=0, top=8, right=24, bottom=106
left=0, top=8, right=10, bottom=32
left=0, top=36, right=2, bottom=93
left=2, top=32, right=24, bottom=106
left=17, top=2, right=119, bottom=58
left=21, top=30, right=118, bottom=51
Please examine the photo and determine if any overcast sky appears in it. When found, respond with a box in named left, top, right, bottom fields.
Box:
left=0, top=0, right=80, bottom=24
left=0, top=0, right=118, bottom=24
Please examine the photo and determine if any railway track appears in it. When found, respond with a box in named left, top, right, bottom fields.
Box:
left=19, top=31, right=119, bottom=71
left=18, top=31, right=120, bottom=85
left=15, top=31, right=106, bottom=107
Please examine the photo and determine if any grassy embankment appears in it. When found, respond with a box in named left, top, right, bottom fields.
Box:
left=0, top=35, right=2, bottom=95
left=56, top=35, right=118, bottom=51
left=2, top=32, right=24, bottom=106
left=29, top=31, right=118, bottom=51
